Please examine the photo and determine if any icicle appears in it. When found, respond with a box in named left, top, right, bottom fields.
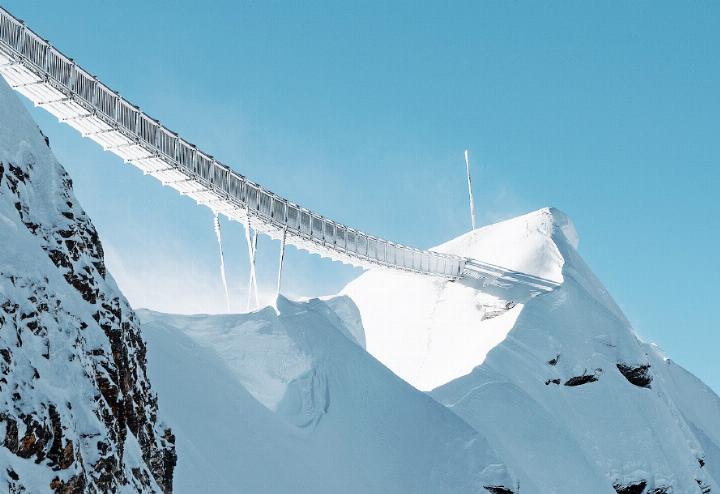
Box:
left=213, top=213, right=231, bottom=313
left=251, top=228, right=259, bottom=307
left=243, top=209, right=260, bottom=311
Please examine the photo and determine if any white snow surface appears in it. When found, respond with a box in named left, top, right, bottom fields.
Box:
left=139, top=297, right=514, bottom=494
left=344, top=207, right=720, bottom=493
left=342, top=208, right=572, bottom=390
left=0, top=79, right=172, bottom=492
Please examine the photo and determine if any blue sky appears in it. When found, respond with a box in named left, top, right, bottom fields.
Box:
left=5, top=1, right=719, bottom=392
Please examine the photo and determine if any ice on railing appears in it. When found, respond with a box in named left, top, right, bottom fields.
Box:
left=0, top=6, right=466, bottom=279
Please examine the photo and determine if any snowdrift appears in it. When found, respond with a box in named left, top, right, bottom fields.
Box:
left=140, top=297, right=514, bottom=493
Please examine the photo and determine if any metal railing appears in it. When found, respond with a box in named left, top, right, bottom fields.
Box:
left=0, top=6, right=467, bottom=279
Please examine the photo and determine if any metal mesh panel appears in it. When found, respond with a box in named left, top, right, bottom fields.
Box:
left=357, top=234, right=368, bottom=256
left=73, top=68, right=95, bottom=104
left=227, top=173, right=241, bottom=197
left=157, top=128, right=177, bottom=158
left=258, top=191, right=272, bottom=216
left=20, top=31, right=46, bottom=68
left=272, top=198, right=285, bottom=221
left=196, top=152, right=212, bottom=180
left=335, top=226, right=346, bottom=249
left=287, top=205, right=299, bottom=229
left=94, top=83, right=116, bottom=119
left=428, top=255, right=438, bottom=274
left=46, top=50, right=73, bottom=87
left=386, top=244, right=396, bottom=265
left=117, top=100, right=137, bottom=132
left=246, top=185, right=259, bottom=211
left=312, top=217, right=323, bottom=240
left=404, top=249, right=414, bottom=269
left=138, top=113, right=157, bottom=145
left=346, top=231, right=356, bottom=252
left=367, top=238, right=377, bottom=260
left=375, top=240, right=386, bottom=263
left=299, top=211, right=310, bottom=234
left=324, top=222, right=335, bottom=244
left=0, top=14, right=22, bottom=49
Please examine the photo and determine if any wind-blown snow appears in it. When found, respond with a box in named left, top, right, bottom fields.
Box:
left=344, top=207, right=720, bottom=493
left=140, top=297, right=515, bottom=493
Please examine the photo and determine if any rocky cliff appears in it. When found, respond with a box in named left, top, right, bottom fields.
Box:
left=0, top=79, right=175, bottom=492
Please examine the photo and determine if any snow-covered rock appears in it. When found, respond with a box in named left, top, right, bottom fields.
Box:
left=344, top=207, right=720, bottom=493
left=0, top=79, right=176, bottom=492
left=140, top=297, right=516, bottom=494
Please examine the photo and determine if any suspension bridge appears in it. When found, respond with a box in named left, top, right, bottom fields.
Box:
left=0, top=7, right=559, bottom=304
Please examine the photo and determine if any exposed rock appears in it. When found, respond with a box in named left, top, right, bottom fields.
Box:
left=613, top=480, right=647, bottom=494
left=484, top=486, right=515, bottom=494
left=0, top=79, right=175, bottom=493
left=648, top=487, right=671, bottom=494
left=617, top=362, right=653, bottom=389
left=564, top=369, right=601, bottom=387
left=697, top=479, right=711, bottom=493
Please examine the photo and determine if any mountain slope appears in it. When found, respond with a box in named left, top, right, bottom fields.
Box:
left=345, top=208, right=720, bottom=493
left=140, top=297, right=516, bottom=494
left=0, top=79, right=175, bottom=492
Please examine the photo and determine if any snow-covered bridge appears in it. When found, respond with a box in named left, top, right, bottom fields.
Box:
left=0, top=7, right=557, bottom=292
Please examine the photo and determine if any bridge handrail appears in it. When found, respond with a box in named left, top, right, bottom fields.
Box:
left=0, top=7, right=466, bottom=279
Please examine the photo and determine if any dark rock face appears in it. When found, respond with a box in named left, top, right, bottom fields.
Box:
left=564, top=370, right=601, bottom=387
left=617, top=362, right=653, bottom=389
left=0, top=127, right=175, bottom=489
left=613, top=480, right=647, bottom=494
left=484, top=486, right=515, bottom=494
left=697, top=479, right=712, bottom=493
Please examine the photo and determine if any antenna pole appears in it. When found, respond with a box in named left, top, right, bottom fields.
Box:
left=464, top=149, right=477, bottom=230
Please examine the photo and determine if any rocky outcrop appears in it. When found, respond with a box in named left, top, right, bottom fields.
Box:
left=0, top=79, right=175, bottom=493
left=613, top=481, right=647, bottom=494
left=564, top=369, right=601, bottom=387
left=617, top=362, right=653, bottom=389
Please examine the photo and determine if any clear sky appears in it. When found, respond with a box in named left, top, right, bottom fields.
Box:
left=5, top=1, right=718, bottom=392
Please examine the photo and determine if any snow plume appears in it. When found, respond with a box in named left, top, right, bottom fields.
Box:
left=213, top=213, right=231, bottom=312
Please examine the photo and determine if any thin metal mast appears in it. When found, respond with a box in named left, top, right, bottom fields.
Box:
left=464, top=149, right=477, bottom=231
left=276, top=227, right=287, bottom=300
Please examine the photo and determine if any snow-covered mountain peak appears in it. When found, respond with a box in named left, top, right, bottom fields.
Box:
left=436, top=207, right=578, bottom=284
left=342, top=205, right=720, bottom=493
left=341, top=208, right=581, bottom=391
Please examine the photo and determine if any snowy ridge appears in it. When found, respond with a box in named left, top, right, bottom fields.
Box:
left=342, top=208, right=569, bottom=391
left=140, top=297, right=516, bottom=493
left=345, top=207, right=720, bottom=493
left=0, top=78, right=175, bottom=492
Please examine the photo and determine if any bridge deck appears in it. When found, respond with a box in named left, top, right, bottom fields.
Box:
left=0, top=7, right=468, bottom=279
left=0, top=8, right=563, bottom=293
